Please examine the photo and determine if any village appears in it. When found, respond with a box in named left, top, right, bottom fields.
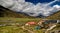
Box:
left=0, top=19, right=60, bottom=33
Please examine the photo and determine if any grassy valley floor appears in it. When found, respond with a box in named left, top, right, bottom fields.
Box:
left=0, top=17, right=60, bottom=33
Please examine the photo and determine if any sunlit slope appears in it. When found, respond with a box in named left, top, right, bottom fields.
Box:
left=47, top=11, right=60, bottom=20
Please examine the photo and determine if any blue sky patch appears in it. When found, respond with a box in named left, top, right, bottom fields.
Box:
left=25, top=0, right=54, bottom=5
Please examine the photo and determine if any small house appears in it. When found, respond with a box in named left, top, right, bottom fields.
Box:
left=25, top=22, right=36, bottom=26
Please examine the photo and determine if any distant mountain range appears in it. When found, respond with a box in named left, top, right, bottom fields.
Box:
left=0, top=5, right=60, bottom=19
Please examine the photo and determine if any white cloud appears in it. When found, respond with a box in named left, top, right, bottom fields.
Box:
left=53, top=5, right=60, bottom=10
left=0, top=0, right=60, bottom=17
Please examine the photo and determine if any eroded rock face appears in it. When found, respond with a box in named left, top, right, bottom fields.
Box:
left=0, top=0, right=60, bottom=17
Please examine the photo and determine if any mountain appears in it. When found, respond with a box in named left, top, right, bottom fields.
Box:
left=0, top=5, right=60, bottom=19
left=0, top=6, right=34, bottom=18
left=47, top=11, right=60, bottom=19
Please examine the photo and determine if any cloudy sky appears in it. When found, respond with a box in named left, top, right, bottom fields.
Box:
left=0, top=0, right=60, bottom=17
